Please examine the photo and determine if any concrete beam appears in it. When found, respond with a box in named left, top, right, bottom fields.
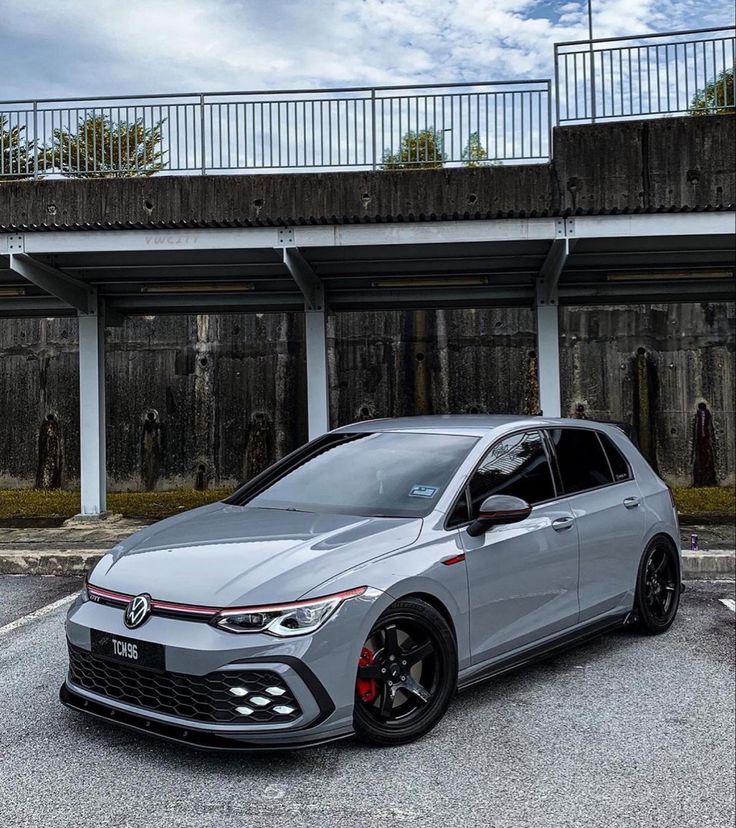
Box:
left=2, top=217, right=561, bottom=255
left=9, top=252, right=96, bottom=313
left=3, top=212, right=731, bottom=259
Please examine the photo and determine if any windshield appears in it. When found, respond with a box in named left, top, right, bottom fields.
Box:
left=242, top=431, right=477, bottom=518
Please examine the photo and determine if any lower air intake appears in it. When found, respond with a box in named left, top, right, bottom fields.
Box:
left=67, top=643, right=301, bottom=724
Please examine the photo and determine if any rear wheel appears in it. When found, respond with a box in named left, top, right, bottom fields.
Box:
left=634, top=537, right=681, bottom=634
left=353, top=597, right=457, bottom=746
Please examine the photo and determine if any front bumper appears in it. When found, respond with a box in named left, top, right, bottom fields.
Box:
left=62, top=587, right=389, bottom=750
left=59, top=683, right=351, bottom=751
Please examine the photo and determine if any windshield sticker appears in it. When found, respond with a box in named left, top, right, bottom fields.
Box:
left=409, top=484, right=439, bottom=499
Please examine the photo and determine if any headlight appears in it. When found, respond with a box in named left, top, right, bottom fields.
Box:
left=213, top=586, right=367, bottom=636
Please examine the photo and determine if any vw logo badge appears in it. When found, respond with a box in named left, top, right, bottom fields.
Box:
left=124, top=593, right=152, bottom=629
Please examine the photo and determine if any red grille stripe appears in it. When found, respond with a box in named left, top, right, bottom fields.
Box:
left=87, top=584, right=131, bottom=603
left=150, top=600, right=219, bottom=616
left=88, top=583, right=219, bottom=616
left=87, top=583, right=367, bottom=618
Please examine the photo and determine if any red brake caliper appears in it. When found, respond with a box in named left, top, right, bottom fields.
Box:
left=357, top=646, right=378, bottom=703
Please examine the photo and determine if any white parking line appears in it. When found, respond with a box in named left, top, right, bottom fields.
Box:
left=719, top=598, right=736, bottom=613
left=0, top=594, right=76, bottom=637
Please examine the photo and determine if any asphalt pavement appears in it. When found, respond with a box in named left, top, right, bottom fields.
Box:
left=0, top=574, right=82, bottom=626
left=0, top=577, right=734, bottom=828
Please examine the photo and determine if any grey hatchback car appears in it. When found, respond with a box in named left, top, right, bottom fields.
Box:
left=61, top=416, right=682, bottom=749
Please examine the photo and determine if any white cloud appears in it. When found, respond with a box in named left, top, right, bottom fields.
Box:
left=0, top=0, right=732, bottom=98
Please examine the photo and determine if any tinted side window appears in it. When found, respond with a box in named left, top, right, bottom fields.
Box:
left=548, top=428, right=614, bottom=493
left=598, top=432, right=632, bottom=482
left=467, top=431, right=555, bottom=515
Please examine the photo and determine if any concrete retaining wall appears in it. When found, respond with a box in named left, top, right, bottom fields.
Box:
left=1, top=302, right=733, bottom=490
left=1, top=116, right=734, bottom=230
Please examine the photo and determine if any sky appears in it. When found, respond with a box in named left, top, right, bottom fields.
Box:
left=0, top=0, right=733, bottom=101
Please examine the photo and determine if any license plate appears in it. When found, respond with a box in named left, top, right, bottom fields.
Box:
left=90, top=630, right=165, bottom=671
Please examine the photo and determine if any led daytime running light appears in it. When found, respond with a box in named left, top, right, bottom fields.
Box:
left=214, top=586, right=367, bottom=636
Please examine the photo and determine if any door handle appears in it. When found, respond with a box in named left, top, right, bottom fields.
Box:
left=623, top=497, right=641, bottom=509
left=552, top=516, right=575, bottom=531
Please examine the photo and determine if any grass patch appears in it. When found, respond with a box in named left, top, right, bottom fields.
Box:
left=671, top=486, right=735, bottom=516
left=0, top=486, right=732, bottom=522
left=0, top=488, right=231, bottom=521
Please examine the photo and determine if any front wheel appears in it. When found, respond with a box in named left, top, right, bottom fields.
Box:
left=634, top=537, right=681, bottom=634
left=353, top=597, right=457, bottom=746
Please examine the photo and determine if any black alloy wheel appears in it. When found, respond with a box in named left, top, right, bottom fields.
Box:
left=634, top=537, right=681, bottom=634
left=353, top=597, right=457, bottom=746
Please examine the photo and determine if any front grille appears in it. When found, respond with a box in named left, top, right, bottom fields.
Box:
left=67, top=644, right=301, bottom=724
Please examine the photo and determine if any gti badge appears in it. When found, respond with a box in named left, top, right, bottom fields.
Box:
left=124, top=593, right=152, bottom=629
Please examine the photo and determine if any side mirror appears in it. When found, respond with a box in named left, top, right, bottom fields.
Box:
left=466, top=495, right=532, bottom=538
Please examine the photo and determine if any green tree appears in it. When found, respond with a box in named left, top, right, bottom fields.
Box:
left=462, top=131, right=489, bottom=167
left=382, top=128, right=446, bottom=169
left=0, top=115, right=36, bottom=179
left=46, top=114, right=166, bottom=177
left=690, top=67, right=734, bottom=115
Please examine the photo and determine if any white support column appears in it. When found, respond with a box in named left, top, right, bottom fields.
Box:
left=305, top=307, right=330, bottom=440
left=280, top=245, right=330, bottom=439
left=534, top=233, right=568, bottom=418
left=77, top=301, right=107, bottom=516
left=535, top=302, right=562, bottom=418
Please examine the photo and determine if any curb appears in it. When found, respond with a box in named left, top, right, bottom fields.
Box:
left=0, top=550, right=105, bottom=576
left=681, top=550, right=736, bottom=580
left=0, top=548, right=733, bottom=579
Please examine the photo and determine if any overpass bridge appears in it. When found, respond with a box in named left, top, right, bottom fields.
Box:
left=0, top=27, right=734, bottom=515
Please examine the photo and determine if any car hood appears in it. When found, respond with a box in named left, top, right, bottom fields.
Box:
left=89, top=502, right=421, bottom=607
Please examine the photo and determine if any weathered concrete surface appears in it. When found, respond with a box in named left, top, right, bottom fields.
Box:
left=555, top=115, right=736, bottom=213
left=682, top=550, right=736, bottom=580
left=0, top=116, right=733, bottom=229
left=2, top=302, right=733, bottom=490
left=559, top=302, right=736, bottom=486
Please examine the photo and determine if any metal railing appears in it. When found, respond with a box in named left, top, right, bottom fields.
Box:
left=555, top=26, right=735, bottom=123
left=0, top=25, right=733, bottom=178
left=0, top=80, right=550, bottom=178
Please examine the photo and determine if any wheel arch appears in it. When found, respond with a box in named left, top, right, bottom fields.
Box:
left=643, top=530, right=682, bottom=576
left=398, top=591, right=458, bottom=645
left=381, top=579, right=470, bottom=669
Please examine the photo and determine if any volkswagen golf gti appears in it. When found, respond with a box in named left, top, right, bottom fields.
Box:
left=61, top=416, right=682, bottom=749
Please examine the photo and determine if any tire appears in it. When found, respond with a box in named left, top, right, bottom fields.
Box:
left=353, top=597, right=458, bottom=746
left=633, top=536, right=681, bottom=635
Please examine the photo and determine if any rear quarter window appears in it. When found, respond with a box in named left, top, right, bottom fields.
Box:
left=598, top=432, right=633, bottom=482
left=548, top=428, right=614, bottom=494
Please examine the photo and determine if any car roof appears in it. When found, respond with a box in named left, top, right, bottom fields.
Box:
left=331, top=415, right=620, bottom=438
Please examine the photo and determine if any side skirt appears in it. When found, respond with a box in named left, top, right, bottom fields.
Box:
left=457, top=613, right=629, bottom=693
